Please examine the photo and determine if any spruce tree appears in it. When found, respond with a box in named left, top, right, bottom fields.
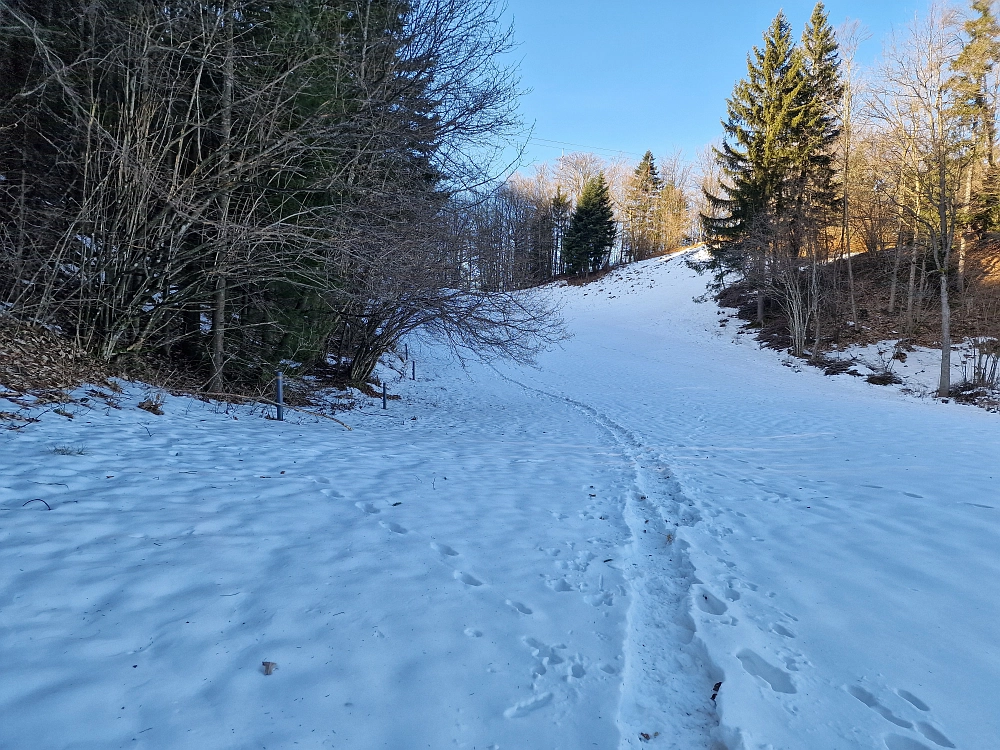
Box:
left=799, top=2, right=843, bottom=214
left=563, top=174, right=616, bottom=276
left=623, top=151, right=662, bottom=262
left=953, top=0, right=1000, bottom=232
left=954, top=0, right=1000, bottom=166
left=703, top=10, right=808, bottom=265
left=551, top=186, right=572, bottom=274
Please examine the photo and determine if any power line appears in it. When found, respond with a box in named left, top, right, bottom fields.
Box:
left=526, top=136, right=643, bottom=158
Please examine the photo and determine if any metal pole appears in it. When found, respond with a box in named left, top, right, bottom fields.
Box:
left=276, top=371, right=284, bottom=421
left=382, top=382, right=387, bottom=410
left=404, top=343, right=408, bottom=361
left=411, top=360, right=415, bottom=381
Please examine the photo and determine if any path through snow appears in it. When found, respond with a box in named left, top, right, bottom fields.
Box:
left=2, top=252, right=998, bottom=750
left=0, top=343, right=716, bottom=749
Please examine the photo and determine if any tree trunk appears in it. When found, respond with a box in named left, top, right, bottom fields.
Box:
left=888, top=221, right=903, bottom=313
left=905, top=184, right=921, bottom=332
left=209, top=1, right=235, bottom=394
left=906, top=242, right=918, bottom=332
left=842, top=76, right=858, bottom=326
left=938, top=270, right=951, bottom=397
left=934, top=127, right=953, bottom=397
left=210, top=276, right=226, bottom=391
left=810, top=239, right=821, bottom=360
left=957, top=163, right=972, bottom=295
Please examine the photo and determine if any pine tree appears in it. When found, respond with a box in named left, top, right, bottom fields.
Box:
left=953, top=0, right=1000, bottom=234
left=623, top=151, right=662, bottom=262
left=799, top=2, right=843, bottom=214
left=954, top=0, right=1000, bottom=167
left=551, top=186, right=571, bottom=274
left=563, top=174, right=616, bottom=276
left=703, top=11, right=809, bottom=264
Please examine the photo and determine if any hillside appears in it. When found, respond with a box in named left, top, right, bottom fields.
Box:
left=1, top=253, right=997, bottom=750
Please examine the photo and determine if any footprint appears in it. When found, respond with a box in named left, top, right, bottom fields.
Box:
left=454, top=571, right=483, bottom=586
left=503, top=692, right=552, bottom=719
left=902, top=492, right=924, bottom=499
left=884, top=736, right=932, bottom=750
left=380, top=521, right=407, bottom=534
left=506, top=600, right=532, bottom=615
left=548, top=578, right=573, bottom=592
left=523, top=638, right=564, bottom=665
left=599, top=663, right=619, bottom=675
left=355, top=501, right=380, bottom=515
left=431, top=542, right=458, bottom=556
left=771, top=624, right=796, bottom=638
left=897, top=690, right=929, bottom=712
left=464, top=628, right=482, bottom=638
left=915, top=723, right=955, bottom=748
left=848, top=686, right=912, bottom=729
left=736, top=649, right=796, bottom=694
left=570, top=663, right=586, bottom=679
left=695, top=589, right=728, bottom=616
left=585, top=591, right=613, bottom=607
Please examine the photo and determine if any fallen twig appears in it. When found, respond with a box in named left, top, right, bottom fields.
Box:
left=23, top=498, right=52, bottom=510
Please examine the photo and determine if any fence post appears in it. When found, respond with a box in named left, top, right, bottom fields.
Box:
left=382, top=382, right=387, bottom=410
left=411, top=360, right=416, bottom=381
left=276, top=371, right=284, bottom=421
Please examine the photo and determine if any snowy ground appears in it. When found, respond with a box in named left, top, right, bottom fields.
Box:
left=2, top=253, right=997, bottom=750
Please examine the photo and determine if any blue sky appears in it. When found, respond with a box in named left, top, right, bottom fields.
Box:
left=500, top=0, right=931, bottom=166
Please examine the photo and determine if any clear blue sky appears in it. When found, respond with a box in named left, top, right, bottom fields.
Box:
left=500, top=0, right=930, bottom=166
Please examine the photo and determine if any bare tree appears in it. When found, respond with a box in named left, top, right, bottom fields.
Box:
left=872, top=3, right=973, bottom=396
left=0, top=0, right=557, bottom=389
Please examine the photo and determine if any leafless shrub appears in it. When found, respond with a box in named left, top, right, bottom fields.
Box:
left=137, top=393, right=164, bottom=415
left=0, top=0, right=556, bottom=391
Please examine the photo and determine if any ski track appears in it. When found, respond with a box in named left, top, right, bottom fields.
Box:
left=491, top=368, right=724, bottom=748
left=495, top=251, right=999, bottom=750
left=1, top=356, right=666, bottom=749
left=2, top=250, right=998, bottom=749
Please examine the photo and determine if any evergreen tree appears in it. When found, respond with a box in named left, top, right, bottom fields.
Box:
left=551, top=186, right=571, bottom=274
left=799, top=2, right=843, bottom=214
left=954, top=0, right=1000, bottom=165
left=623, top=151, right=662, bottom=262
left=953, top=0, right=1000, bottom=232
left=563, top=174, right=616, bottom=275
left=703, top=10, right=809, bottom=266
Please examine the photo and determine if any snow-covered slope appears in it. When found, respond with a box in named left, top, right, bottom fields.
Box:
left=1, top=254, right=996, bottom=750
left=497, top=255, right=999, bottom=750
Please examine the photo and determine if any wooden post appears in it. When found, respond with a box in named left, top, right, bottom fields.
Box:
left=411, top=360, right=416, bottom=381
left=276, top=372, right=284, bottom=421
left=382, top=382, right=387, bottom=410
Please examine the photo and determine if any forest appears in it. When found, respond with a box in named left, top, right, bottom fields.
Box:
left=700, top=1, right=1000, bottom=399
left=2, top=0, right=999, bottom=404
left=0, top=0, right=563, bottom=392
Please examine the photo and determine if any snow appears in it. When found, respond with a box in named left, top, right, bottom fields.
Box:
left=816, top=337, right=993, bottom=400
left=2, top=253, right=997, bottom=750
